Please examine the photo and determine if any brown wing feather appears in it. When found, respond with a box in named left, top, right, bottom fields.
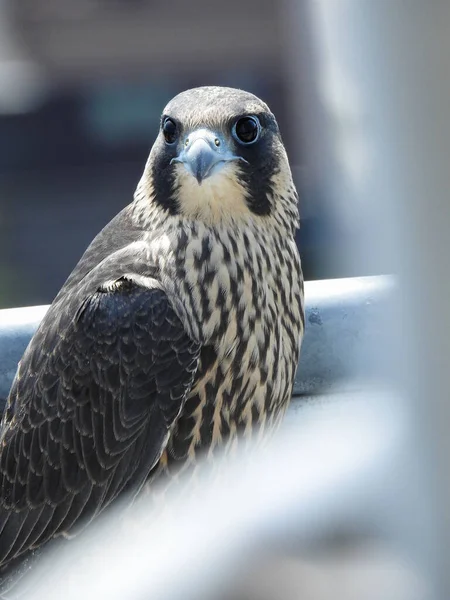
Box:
left=0, top=278, right=200, bottom=567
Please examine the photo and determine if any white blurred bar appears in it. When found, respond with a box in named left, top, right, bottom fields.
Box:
left=284, top=1, right=450, bottom=597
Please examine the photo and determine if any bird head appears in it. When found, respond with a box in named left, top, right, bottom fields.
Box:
left=138, top=86, right=299, bottom=230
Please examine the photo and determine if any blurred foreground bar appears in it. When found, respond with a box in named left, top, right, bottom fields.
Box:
left=0, top=275, right=393, bottom=412
left=15, top=387, right=422, bottom=600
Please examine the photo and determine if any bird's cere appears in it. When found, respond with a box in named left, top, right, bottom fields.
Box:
left=0, top=86, right=304, bottom=590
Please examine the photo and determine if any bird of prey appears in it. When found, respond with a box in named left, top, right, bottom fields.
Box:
left=0, top=87, right=304, bottom=572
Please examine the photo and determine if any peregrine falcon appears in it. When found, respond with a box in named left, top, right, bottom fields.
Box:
left=0, top=87, right=304, bottom=571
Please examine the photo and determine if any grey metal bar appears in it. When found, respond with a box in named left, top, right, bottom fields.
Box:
left=0, top=275, right=393, bottom=414
left=294, top=275, right=393, bottom=395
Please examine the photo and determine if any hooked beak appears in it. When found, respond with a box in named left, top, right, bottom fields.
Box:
left=171, top=129, right=247, bottom=184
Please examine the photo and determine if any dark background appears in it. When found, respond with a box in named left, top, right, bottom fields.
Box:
left=0, top=0, right=366, bottom=309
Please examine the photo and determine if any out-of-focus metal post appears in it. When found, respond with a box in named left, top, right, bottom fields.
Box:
left=283, top=1, right=450, bottom=597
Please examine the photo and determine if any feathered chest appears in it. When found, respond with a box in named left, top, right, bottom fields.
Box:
left=151, top=221, right=304, bottom=470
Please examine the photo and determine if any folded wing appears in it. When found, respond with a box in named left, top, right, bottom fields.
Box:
left=0, top=277, right=200, bottom=566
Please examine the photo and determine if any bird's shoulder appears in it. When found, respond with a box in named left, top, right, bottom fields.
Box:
left=59, top=204, right=156, bottom=295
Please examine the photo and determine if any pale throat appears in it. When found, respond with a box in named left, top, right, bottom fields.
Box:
left=173, top=163, right=252, bottom=226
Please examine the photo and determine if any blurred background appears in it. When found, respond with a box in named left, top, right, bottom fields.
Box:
left=0, top=0, right=377, bottom=309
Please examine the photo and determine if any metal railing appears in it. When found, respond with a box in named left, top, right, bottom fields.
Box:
left=0, top=276, right=393, bottom=413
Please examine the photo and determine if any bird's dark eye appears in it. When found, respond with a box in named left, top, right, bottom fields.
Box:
left=232, top=116, right=261, bottom=145
left=162, top=118, right=178, bottom=144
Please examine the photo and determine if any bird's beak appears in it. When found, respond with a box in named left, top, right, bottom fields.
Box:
left=171, top=129, right=247, bottom=185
